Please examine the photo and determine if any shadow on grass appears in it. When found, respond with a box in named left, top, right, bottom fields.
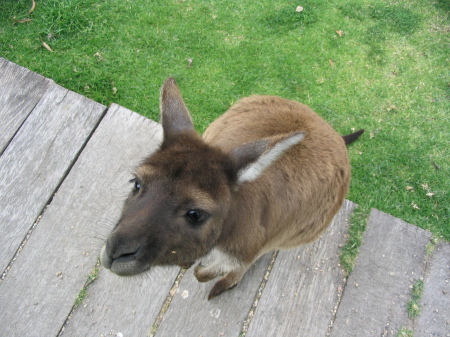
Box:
left=260, top=3, right=319, bottom=33
left=339, top=2, right=422, bottom=65
left=0, top=0, right=98, bottom=38
left=433, top=0, right=450, bottom=16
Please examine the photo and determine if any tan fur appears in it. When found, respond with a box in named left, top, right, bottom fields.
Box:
left=100, top=78, right=359, bottom=300
left=204, top=95, right=349, bottom=257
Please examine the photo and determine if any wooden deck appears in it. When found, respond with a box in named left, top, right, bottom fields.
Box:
left=0, top=57, right=448, bottom=337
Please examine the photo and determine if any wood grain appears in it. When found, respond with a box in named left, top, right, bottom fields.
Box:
left=59, top=106, right=179, bottom=337
left=329, top=209, right=431, bottom=337
left=0, top=104, right=163, bottom=336
left=62, top=266, right=180, bottom=337
left=0, top=57, right=52, bottom=153
left=0, top=84, right=105, bottom=273
left=245, top=200, right=355, bottom=337
left=415, top=242, right=450, bottom=336
left=155, top=253, right=273, bottom=337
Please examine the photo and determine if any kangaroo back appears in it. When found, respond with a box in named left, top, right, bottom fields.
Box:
left=204, top=95, right=350, bottom=251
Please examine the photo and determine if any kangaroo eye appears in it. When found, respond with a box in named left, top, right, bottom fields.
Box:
left=186, top=210, right=208, bottom=224
left=129, top=178, right=141, bottom=192
left=134, top=180, right=141, bottom=191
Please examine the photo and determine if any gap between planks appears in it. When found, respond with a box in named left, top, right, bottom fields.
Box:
left=0, top=204, right=48, bottom=283
left=239, top=250, right=279, bottom=337
left=57, top=259, right=102, bottom=337
left=0, top=104, right=108, bottom=284
left=147, top=251, right=280, bottom=337
left=148, top=269, right=186, bottom=337
left=0, top=95, right=42, bottom=157
left=326, top=275, right=348, bottom=336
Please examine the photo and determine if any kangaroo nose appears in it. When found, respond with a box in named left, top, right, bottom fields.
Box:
left=100, top=245, right=112, bottom=269
left=100, top=234, right=142, bottom=275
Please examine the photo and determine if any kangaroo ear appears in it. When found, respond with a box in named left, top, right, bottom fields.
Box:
left=160, top=77, right=194, bottom=140
left=231, top=132, right=305, bottom=184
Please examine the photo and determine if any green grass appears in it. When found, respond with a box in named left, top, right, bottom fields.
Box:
left=1, top=0, right=449, bottom=239
left=407, top=279, right=424, bottom=319
left=340, top=204, right=371, bottom=274
left=426, top=234, right=440, bottom=255
left=74, top=261, right=100, bottom=308
left=397, top=328, right=413, bottom=337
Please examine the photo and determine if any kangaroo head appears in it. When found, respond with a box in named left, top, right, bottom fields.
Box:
left=100, top=78, right=304, bottom=276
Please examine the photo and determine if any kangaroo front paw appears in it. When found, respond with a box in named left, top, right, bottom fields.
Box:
left=194, top=264, right=219, bottom=283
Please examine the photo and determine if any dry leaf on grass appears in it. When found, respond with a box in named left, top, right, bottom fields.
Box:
left=94, top=52, right=102, bottom=61
left=296, top=6, right=304, bottom=12
left=28, top=0, right=36, bottom=14
left=12, top=0, right=35, bottom=24
left=421, top=183, right=429, bottom=190
left=13, top=18, right=32, bottom=24
left=42, top=42, right=53, bottom=52
left=336, top=30, right=344, bottom=37
left=432, top=161, right=441, bottom=170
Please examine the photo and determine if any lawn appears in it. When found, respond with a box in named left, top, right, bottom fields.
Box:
left=1, top=0, right=449, bottom=240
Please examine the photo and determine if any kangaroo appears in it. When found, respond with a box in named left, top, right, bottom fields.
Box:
left=100, top=77, right=364, bottom=300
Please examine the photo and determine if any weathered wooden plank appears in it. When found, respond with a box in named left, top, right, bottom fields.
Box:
left=0, top=104, right=163, bottom=336
left=245, top=200, right=355, bottom=337
left=0, top=57, right=52, bottom=153
left=0, top=84, right=105, bottom=273
left=415, top=242, right=450, bottom=336
left=155, top=253, right=273, bottom=337
left=59, top=107, right=178, bottom=336
left=329, top=209, right=431, bottom=337
left=61, top=266, right=180, bottom=337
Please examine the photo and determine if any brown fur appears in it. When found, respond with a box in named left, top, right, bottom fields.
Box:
left=204, top=95, right=349, bottom=255
left=100, top=78, right=363, bottom=300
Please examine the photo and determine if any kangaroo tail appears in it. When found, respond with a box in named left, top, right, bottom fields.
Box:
left=342, top=129, right=364, bottom=145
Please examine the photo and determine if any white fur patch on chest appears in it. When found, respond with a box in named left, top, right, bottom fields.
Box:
left=199, top=248, right=241, bottom=274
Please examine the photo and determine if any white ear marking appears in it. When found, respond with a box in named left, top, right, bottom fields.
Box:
left=238, top=132, right=305, bottom=184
